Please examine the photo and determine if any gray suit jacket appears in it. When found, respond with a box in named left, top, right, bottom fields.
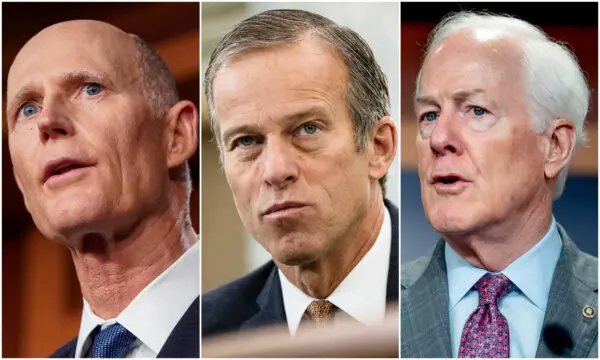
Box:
left=401, top=224, right=598, bottom=358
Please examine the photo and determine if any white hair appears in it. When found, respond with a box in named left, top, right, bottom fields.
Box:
left=416, top=11, right=590, bottom=199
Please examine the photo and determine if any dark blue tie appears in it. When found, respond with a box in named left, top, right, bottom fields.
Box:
left=91, top=323, right=136, bottom=358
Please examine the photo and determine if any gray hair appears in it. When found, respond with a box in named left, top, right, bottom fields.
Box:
left=204, top=9, right=391, bottom=193
left=416, top=11, right=590, bottom=199
left=131, top=34, right=180, bottom=119
left=131, top=34, right=193, bottom=213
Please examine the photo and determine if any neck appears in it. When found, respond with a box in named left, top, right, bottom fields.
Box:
left=278, top=187, right=385, bottom=299
left=69, top=206, right=197, bottom=319
left=445, top=192, right=553, bottom=272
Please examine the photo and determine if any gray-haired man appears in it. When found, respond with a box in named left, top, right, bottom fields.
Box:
left=202, top=9, right=399, bottom=340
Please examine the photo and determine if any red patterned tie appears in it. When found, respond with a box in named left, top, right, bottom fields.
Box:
left=458, top=273, right=513, bottom=358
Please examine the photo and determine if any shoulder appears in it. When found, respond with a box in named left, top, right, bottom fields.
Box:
left=49, top=337, right=77, bottom=358
left=567, top=243, right=597, bottom=290
left=571, top=247, right=598, bottom=286
left=203, top=261, right=276, bottom=306
left=202, top=261, right=277, bottom=336
left=401, top=240, right=444, bottom=290
left=558, top=224, right=598, bottom=289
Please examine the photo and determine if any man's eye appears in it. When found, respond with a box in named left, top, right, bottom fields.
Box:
left=298, top=123, right=320, bottom=136
left=235, top=136, right=256, bottom=147
left=472, top=106, right=487, bottom=116
left=83, top=83, right=103, bottom=96
left=423, top=112, right=438, bottom=122
left=19, top=103, right=40, bottom=118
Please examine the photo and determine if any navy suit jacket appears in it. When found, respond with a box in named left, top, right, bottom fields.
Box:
left=202, top=199, right=399, bottom=338
left=49, top=297, right=199, bottom=358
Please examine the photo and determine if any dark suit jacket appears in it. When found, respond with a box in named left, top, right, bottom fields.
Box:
left=49, top=297, right=199, bottom=358
left=202, top=199, right=399, bottom=338
left=401, top=224, right=598, bottom=358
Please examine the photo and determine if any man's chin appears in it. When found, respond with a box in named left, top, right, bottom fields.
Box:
left=273, top=243, right=323, bottom=267
left=37, top=212, right=107, bottom=243
left=430, top=217, right=480, bottom=238
left=262, top=232, right=326, bottom=266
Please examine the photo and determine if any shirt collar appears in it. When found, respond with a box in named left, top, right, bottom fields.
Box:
left=446, top=217, right=561, bottom=311
left=279, top=206, right=391, bottom=335
left=75, top=241, right=199, bottom=356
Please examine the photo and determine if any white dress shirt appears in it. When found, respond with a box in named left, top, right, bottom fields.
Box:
left=75, top=241, right=199, bottom=358
left=279, top=206, right=392, bottom=336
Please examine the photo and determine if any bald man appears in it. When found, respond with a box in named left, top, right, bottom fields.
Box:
left=6, top=20, right=199, bottom=357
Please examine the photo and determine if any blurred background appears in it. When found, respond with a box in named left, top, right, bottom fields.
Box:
left=202, top=2, right=399, bottom=292
left=2, top=3, right=199, bottom=357
left=401, top=2, right=598, bottom=263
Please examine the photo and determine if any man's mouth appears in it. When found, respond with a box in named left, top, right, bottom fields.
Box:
left=43, top=158, right=93, bottom=183
left=262, top=202, right=308, bottom=217
left=433, top=175, right=463, bottom=185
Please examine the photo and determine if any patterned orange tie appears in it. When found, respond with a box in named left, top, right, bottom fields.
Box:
left=305, top=300, right=337, bottom=328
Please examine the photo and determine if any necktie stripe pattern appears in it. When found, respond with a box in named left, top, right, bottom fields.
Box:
left=458, top=273, right=513, bottom=358
left=91, top=323, right=137, bottom=358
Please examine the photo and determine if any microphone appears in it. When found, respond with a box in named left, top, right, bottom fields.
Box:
left=542, top=323, right=573, bottom=357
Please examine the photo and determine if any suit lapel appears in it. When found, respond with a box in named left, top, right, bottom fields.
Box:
left=240, top=264, right=287, bottom=331
left=385, top=199, right=399, bottom=303
left=157, top=297, right=199, bottom=358
left=49, top=337, right=78, bottom=358
left=535, top=227, right=598, bottom=357
left=401, top=240, right=452, bottom=357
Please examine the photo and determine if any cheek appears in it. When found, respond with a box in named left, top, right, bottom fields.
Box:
left=224, top=162, right=258, bottom=211
left=415, top=140, right=430, bottom=172
left=472, top=131, right=544, bottom=197
left=319, top=150, right=370, bottom=205
left=106, top=109, right=163, bottom=166
left=9, top=139, right=36, bottom=186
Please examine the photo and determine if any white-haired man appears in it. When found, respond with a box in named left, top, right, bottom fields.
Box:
left=401, top=11, right=597, bottom=358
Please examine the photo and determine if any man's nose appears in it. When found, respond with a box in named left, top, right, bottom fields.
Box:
left=261, top=138, right=299, bottom=189
left=429, top=112, right=464, bottom=157
left=37, top=95, right=75, bottom=143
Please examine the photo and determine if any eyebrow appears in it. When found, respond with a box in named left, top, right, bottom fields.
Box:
left=7, top=70, right=114, bottom=118
left=414, top=89, right=487, bottom=107
left=414, top=95, right=438, bottom=107
left=221, top=107, right=329, bottom=144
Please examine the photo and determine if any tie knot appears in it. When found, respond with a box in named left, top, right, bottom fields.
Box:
left=473, top=273, right=513, bottom=306
left=305, top=300, right=336, bottom=328
left=91, top=323, right=136, bottom=358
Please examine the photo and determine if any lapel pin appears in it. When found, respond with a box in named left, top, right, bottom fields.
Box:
left=582, top=305, right=596, bottom=319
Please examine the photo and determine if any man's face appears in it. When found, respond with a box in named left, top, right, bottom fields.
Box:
left=212, top=39, right=374, bottom=266
left=415, top=31, right=548, bottom=236
left=7, top=21, right=171, bottom=242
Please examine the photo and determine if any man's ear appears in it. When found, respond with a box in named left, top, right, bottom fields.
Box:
left=163, top=100, right=199, bottom=169
left=544, top=118, right=576, bottom=180
left=368, top=116, right=397, bottom=182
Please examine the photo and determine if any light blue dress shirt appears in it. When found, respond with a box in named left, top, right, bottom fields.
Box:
left=445, top=217, right=562, bottom=358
